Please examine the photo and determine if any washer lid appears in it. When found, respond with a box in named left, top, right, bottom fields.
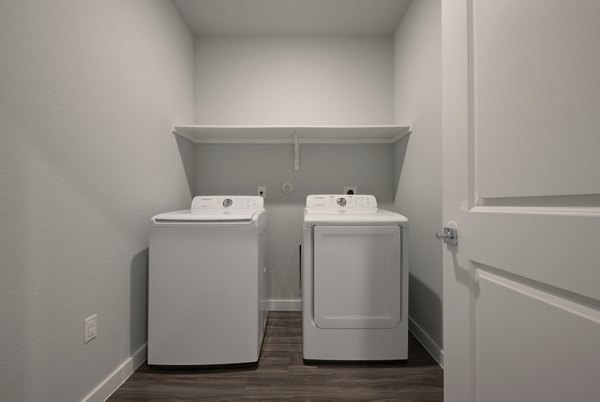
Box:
left=152, top=196, right=264, bottom=223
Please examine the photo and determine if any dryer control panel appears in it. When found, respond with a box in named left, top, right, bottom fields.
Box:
left=306, top=194, right=377, bottom=210
left=191, top=196, right=264, bottom=210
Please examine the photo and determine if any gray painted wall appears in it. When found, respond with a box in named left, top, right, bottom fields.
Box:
left=194, top=35, right=394, bottom=124
left=195, top=144, right=396, bottom=301
left=393, top=0, right=443, bottom=358
left=0, top=1, right=194, bottom=400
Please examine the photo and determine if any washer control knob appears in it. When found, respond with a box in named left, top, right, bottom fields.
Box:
left=223, top=198, right=233, bottom=208
left=337, top=197, right=347, bottom=207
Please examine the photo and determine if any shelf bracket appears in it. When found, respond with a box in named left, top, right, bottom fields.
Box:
left=294, top=131, right=300, bottom=171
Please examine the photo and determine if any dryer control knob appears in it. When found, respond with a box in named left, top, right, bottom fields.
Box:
left=337, top=197, right=347, bottom=207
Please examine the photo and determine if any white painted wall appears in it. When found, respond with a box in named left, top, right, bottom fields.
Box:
left=392, top=0, right=443, bottom=362
left=194, top=35, right=394, bottom=124
left=0, top=1, right=194, bottom=400
left=193, top=35, right=395, bottom=307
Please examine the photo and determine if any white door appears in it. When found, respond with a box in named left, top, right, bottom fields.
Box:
left=442, top=1, right=600, bottom=401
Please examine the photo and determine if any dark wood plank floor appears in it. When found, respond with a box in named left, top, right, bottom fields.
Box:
left=109, top=311, right=443, bottom=401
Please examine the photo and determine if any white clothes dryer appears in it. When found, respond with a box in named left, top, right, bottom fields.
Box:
left=302, top=194, right=408, bottom=361
left=148, top=196, right=267, bottom=366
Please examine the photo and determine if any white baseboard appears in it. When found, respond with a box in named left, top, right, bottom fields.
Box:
left=409, top=316, right=444, bottom=367
left=268, top=299, right=301, bottom=311
left=82, top=344, right=146, bottom=402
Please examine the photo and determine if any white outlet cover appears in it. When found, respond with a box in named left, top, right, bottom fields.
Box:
left=84, top=314, right=97, bottom=344
left=344, top=186, right=357, bottom=195
left=258, top=186, right=266, bottom=199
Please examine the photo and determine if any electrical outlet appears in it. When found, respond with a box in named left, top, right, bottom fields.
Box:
left=84, top=314, right=97, bottom=344
left=344, top=186, right=357, bottom=195
left=258, top=186, right=266, bottom=199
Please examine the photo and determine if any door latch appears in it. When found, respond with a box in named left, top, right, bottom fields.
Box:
left=435, top=227, right=458, bottom=246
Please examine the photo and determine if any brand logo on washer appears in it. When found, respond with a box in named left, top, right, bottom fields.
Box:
left=337, top=197, right=347, bottom=207
left=223, top=198, right=233, bottom=207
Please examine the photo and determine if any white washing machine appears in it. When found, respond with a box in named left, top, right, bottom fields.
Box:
left=302, top=194, right=408, bottom=361
left=148, top=196, right=267, bottom=366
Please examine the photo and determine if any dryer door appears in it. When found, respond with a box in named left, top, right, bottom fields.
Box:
left=313, top=225, right=401, bottom=329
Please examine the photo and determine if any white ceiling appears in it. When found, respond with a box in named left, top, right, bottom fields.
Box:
left=171, top=0, right=412, bottom=36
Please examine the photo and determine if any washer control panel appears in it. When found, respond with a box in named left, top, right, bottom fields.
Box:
left=191, top=196, right=264, bottom=210
left=306, top=194, right=377, bottom=209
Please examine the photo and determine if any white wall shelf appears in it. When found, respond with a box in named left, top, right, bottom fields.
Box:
left=172, top=125, right=411, bottom=144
